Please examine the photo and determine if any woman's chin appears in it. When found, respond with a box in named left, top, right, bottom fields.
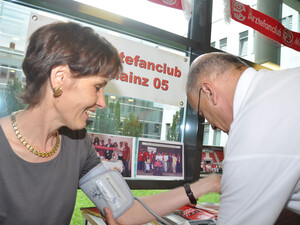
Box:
left=67, top=121, right=87, bottom=131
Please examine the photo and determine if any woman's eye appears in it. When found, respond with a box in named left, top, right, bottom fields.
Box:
left=95, top=86, right=101, bottom=91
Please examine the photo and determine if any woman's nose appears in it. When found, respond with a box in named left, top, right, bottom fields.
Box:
left=97, top=91, right=107, bottom=109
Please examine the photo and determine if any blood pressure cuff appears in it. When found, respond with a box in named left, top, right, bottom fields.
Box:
left=79, top=163, right=134, bottom=219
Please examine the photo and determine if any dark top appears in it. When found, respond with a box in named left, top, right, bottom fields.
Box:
left=0, top=126, right=100, bottom=225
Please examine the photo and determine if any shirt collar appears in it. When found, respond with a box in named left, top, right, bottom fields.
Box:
left=233, top=67, right=257, bottom=119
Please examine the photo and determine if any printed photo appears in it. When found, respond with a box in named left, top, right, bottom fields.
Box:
left=88, top=132, right=135, bottom=178
left=200, top=145, right=224, bottom=178
left=136, top=138, right=184, bottom=180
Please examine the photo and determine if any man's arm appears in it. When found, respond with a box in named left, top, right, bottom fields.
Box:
left=106, top=174, right=221, bottom=225
left=218, top=156, right=299, bottom=225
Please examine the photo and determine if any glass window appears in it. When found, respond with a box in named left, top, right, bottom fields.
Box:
left=85, top=94, right=182, bottom=141
left=73, top=0, right=190, bottom=37
left=208, top=0, right=300, bottom=149
left=86, top=93, right=181, bottom=141
left=0, top=1, right=186, bottom=143
left=0, top=1, right=28, bottom=94
left=0, top=1, right=30, bottom=51
left=0, top=65, right=8, bottom=79
left=211, top=0, right=300, bottom=69
left=213, top=130, right=221, bottom=146
left=219, top=38, right=227, bottom=51
left=203, top=124, right=210, bottom=145
left=239, top=31, right=248, bottom=56
left=9, top=66, right=16, bottom=80
left=282, top=15, right=293, bottom=30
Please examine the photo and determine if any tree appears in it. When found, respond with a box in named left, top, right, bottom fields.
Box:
left=122, top=112, right=144, bottom=137
left=86, top=95, right=144, bottom=138
left=0, top=90, right=6, bottom=117
left=88, top=95, right=121, bottom=135
left=114, top=100, right=121, bottom=133
left=166, top=109, right=183, bottom=141
left=0, top=78, right=25, bottom=117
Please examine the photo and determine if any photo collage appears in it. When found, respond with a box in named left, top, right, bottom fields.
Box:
left=88, top=133, right=184, bottom=180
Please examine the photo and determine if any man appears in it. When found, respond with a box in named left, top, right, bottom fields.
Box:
left=186, top=52, right=300, bottom=224
left=149, top=150, right=154, bottom=171
left=105, top=138, right=114, bottom=160
left=137, top=147, right=144, bottom=171
left=123, top=142, right=131, bottom=177
left=118, top=141, right=124, bottom=161
left=143, top=148, right=149, bottom=171
left=163, top=152, right=168, bottom=173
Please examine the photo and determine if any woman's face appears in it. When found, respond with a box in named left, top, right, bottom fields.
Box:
left=56, top=70, right=109, bottom=130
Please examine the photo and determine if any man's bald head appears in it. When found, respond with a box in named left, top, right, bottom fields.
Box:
left=185, top=52, right=249, bottom=133
left=186, top=52, right=248, bottom=93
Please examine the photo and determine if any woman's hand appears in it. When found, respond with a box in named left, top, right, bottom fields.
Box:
left=103, top=207, right=120, bottom=225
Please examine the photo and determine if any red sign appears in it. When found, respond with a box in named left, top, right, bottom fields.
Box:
left=230, top=0, right=300, bottom=52
left=148, top=0, right=183, bottom=10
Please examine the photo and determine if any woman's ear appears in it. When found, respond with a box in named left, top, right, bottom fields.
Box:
left=50, top=64, right=69, bottom=89
left=202, top=82, right=218, bottom=105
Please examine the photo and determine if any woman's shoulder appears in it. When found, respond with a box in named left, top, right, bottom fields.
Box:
left=0, top=115, right=10, bottom=126
left=0, top=115, right=14, bottom=139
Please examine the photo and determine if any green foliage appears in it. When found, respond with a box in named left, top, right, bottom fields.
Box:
left=198, top=192, right=220, bottom=203
left=166, top=109, right=183, bottom=141
left=86, top=95, right=144, bottom=137
left=122, top=112, right=144, bottom=137
left=114, top=100, right=120, bottom=132
left=70, top=190, right=94, bottom=225
left=0, top=78, right=25, bottom=117
left=90, top=95, right=120, bottom=135
left=0, top=91, right=6, bottom=117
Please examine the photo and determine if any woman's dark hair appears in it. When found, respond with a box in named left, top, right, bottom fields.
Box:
left=93, top=137, right=100, bottom=145
left=21, top=22, right=122, bottom=107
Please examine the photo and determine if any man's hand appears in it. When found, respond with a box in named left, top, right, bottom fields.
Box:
left=104, top=207, right=120, bottom=225
left=208, top=173, right=222, bottom=193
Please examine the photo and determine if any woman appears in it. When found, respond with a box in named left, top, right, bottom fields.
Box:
left=176, top=153, right=182, bottom=173
left=0, top=22, right=220, bottom=225
left=144, top=155, right=151, bottom=173
left=93, top=136, right=101, bottom=146
left=172, top=153, right=177, bottom=174
left=0, top=21, right=120, bottom=225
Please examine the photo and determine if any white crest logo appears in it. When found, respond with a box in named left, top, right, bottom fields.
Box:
left=162, top=0, right=178, bottom=6
left=282, top=29, right=294, bottom=46
left=233, top=1, right=246, bottom=21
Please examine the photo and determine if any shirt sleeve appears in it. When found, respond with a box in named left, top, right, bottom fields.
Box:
left=79, top=131, right=101, bottom=179
left=217, top=156, right=300, bottom=225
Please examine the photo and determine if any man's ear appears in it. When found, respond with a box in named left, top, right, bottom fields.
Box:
left=202, top=82, right=218, bottom=105
left=50, top=64, right=69, bottom=89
